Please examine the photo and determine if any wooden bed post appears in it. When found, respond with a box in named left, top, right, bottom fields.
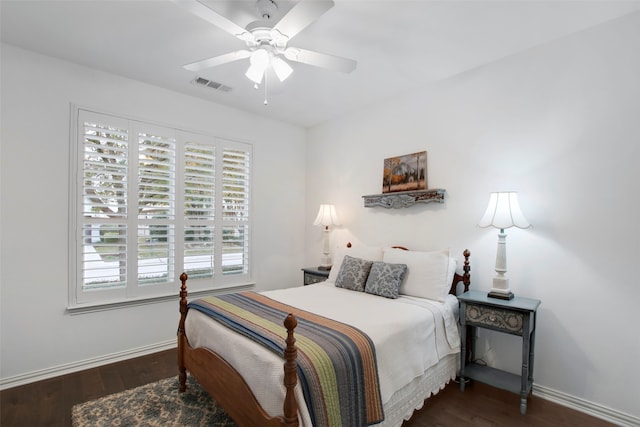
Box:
left=448, top=249, right=471, bottom=295
left=462, top=249, right=471, bottom=293
left=283, top=314, right=299, bottom=427
left=178, top=272, right=188, bottom=392
left=458, top=250, right=474, bottom=363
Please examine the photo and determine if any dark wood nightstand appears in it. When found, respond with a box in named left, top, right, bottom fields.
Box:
left=458, top=290, right=541, bottom=415
left=301, top=267, right=330, bottom=286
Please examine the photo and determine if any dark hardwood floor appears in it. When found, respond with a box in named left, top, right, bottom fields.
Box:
left=1, top=348, right=614, bottom=427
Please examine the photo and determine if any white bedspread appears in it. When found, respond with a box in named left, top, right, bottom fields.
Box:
left=185, top=281, right=460, bottom=426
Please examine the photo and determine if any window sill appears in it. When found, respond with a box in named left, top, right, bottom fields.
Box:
left=66, top=281, right=256, bottom=315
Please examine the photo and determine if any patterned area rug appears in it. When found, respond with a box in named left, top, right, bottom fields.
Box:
left=72, top=375, right=237, bottom=426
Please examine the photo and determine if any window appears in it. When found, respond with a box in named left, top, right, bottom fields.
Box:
left=70, top=108, right=252, bottom=307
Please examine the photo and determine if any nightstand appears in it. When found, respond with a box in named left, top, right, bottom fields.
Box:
left=301, top=267, right=330, bottom=286
left=458, top=290, right=541, bottom=415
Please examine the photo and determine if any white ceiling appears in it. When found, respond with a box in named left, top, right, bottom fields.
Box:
left=2, top=0, right=640, bottom=128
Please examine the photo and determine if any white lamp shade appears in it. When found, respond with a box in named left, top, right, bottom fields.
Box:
left=249, top=48, right=270, bottom=68
left=478, top=192, right=530, bottom=230
left=245, top=65, right=265, bottom=84
left=272, top=57, right=293, bottom=82
left=313, top=204, right=341, bottom=227
left=245, top=49, right=270, bottom=84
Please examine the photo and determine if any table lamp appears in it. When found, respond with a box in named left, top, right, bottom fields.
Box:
left=313, top=204, right=340, bottom=270
left=478, top=192, right=531, bottom=300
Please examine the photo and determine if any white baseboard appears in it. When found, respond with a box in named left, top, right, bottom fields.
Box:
left=0, top=340, right=176, bottom=391
left=533, top=383, right=640, bottom=427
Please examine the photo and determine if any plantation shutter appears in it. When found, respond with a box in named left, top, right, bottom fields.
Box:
left=183, top=140, right=215, bottom=279
left=80, top=113, right=130, bottom=294
left=221, top=146, right=250, bottom=276
left=137, top=127, right=176, bottom=286
left=71, top=108, right=253, bottom=308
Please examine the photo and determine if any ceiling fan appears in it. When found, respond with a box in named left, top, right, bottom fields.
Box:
left=172, top=0, right=357, bottom=88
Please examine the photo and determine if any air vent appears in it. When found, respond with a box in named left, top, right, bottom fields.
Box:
left=191, top=76, right=232, bottom=93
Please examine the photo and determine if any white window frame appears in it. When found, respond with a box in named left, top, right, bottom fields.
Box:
left=68, top=105, right=253, bottom=312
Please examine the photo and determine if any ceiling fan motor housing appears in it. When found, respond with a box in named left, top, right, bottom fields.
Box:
left=245, top=22, right=288, bottom=52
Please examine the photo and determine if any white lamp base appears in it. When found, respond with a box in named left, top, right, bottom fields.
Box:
left=488, top=233, right=515, bottom=300
left=488, top=276, right=514, bottom=300
left=318, top=226, right=332, bottom=270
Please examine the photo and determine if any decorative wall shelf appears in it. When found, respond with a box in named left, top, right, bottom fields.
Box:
left=362, top=189, right=446, bottom=209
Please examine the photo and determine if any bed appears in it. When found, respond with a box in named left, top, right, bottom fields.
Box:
left=178, top=246, right=471, bottom=427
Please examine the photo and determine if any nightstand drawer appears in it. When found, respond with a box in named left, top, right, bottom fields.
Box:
left=465, top=304, right=524, bottom=335
left=304, top=272, right=328, bottom=285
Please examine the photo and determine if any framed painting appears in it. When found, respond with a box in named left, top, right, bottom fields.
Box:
left=382, top=151, right=427, bottom=193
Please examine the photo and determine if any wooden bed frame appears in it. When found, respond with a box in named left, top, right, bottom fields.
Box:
left=177, top=249, right=470, bottom=427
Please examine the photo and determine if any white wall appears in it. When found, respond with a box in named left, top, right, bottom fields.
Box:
left=306, top=12, right=640, bottom=421
left=0, top=45, right=307, bottom=383
left=2, top=8, right=639, bottom=422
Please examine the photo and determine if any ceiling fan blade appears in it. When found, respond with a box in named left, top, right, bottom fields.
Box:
left=183, top=50, right=251, bottom=72
left=272, top=0, right=334, bottom=40
left=171, top=0, right=251, bottom=40
left=284, top=47, right=356, bottom=73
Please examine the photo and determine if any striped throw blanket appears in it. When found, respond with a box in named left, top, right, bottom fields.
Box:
left=188, top=291, right=384, bottom=427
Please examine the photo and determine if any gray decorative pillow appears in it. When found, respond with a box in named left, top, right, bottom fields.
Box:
left=365, top=261, right=407, bottom=299
left=335, top=255, right=373, bottom=292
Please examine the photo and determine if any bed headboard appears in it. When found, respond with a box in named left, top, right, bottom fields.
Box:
left=345, top=243, right=471, bottom=296
left=450, top=249, right=471, bottom=296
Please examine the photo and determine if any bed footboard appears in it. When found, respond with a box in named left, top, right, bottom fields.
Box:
left=178, top=273, right=299, bottom=427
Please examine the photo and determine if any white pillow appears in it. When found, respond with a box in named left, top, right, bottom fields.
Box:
left=328, top=245, right=383, bottom=283
left=382, top=247, right=451, bottom=302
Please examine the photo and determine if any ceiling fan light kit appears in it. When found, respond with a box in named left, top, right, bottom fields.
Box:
left=244, top=44, right=292, bottom=85
left=245, top=49, right=270, bottom=84
left=174, top=0, right=357, bottom=103
left=271, top=56, right=293, bottom=81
